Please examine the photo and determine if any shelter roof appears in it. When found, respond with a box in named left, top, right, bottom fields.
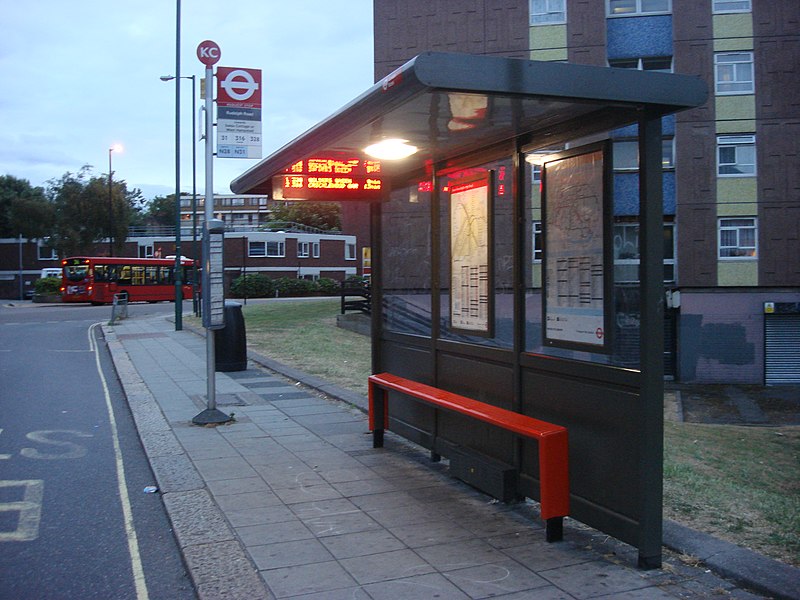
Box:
left=230, top=52, right=707, bottom=195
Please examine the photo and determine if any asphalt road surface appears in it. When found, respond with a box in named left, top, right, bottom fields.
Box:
left=0, top=301, right=196, bottom=599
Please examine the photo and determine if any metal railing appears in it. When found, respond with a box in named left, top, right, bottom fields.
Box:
left=109, top=293, right=129, bottom=324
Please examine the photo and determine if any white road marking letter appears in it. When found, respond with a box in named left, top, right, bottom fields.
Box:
left=21, top=430, right=92, bottom=460
left=0, top=480, right=44, bottom=541
left=0, top=429, right=10, bottom=460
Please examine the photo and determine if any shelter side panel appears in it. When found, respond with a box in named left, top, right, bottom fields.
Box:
left=520, top=368, right=642, bottom=546
left=435, top=352, right=516, bottom=465
left=379, top=338, right=436, bottom=448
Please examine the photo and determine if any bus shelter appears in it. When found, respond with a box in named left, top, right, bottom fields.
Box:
left=231, top=52, right=707, bottom=568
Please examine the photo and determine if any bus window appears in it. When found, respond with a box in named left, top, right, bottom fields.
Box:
left=145, top=266, right=158, bottom=284
left=132, top=266, right=145, bottom=286
left=118, top=266, right=132, bottom=285
left=95, top=265, right=109, bottom=282
left=65, top=265, right=88, bottom=282
left=159, top=266, right=173, bottom=285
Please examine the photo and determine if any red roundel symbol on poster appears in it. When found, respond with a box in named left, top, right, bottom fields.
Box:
left=596, top=327, right=604, bottom=339
left=197, top=40, right=221, bottom=66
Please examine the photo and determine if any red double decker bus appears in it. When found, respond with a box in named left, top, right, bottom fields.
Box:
left=60, top=256, right=196, bottom=305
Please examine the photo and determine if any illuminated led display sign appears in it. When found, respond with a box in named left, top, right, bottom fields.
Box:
left=272, top=157, right=385, bottom=201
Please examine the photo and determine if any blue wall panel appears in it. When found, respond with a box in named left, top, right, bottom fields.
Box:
left=613, top=172, right=675, bottom=216
left=606, top=16, right=673, bottom=59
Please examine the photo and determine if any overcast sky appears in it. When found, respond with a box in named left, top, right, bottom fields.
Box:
left=0, top=1, right=374, bottom=200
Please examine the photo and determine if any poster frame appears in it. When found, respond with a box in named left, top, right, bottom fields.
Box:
left=448, top=171, right=495, bottom=338
left=541, top=141, right=613, bottom=353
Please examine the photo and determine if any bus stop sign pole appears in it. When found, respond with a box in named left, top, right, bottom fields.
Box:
left=193, top=41, right=232, bottom=426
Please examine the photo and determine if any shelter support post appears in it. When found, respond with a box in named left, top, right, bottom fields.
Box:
left=638, top=110, right=665, bottom=569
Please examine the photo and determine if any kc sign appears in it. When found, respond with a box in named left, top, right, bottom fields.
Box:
left=196, top=40, right=221, bottom=66
left=216, top=66, right=262, bottom=159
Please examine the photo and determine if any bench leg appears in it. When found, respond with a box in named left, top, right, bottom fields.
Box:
left=546, top=517, right=563, bottom=543
left=369, top=380, right=386, bottom=448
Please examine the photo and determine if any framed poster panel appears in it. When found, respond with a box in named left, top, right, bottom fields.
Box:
left=449, top=172, right=494, bottom=336
left=542, top=142, right=613, bottom=352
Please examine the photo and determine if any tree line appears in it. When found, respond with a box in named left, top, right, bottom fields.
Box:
left=0, top=169, right=341, bottom=258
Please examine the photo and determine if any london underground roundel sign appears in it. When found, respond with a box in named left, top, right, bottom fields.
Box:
left=197, top=40, right=221, bottom=66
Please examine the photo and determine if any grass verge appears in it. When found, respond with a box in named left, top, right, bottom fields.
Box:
left=237, top=298, right=800, bottom=567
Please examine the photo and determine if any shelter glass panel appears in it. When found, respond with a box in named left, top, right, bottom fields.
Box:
left=524, top=147, right=643, bottom=367
left=439, top=158, right=514, bottom=348
left=382, top=183, right=432, bottom=336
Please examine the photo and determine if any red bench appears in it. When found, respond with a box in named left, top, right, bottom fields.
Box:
left=368, top=372, right=570, bottom=542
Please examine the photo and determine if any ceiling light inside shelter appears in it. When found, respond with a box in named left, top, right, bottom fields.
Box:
left=364, top=138, right=418, bottom=160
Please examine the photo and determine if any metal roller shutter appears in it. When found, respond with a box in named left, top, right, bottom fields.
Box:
left=765, top=312, right=800, bottom=385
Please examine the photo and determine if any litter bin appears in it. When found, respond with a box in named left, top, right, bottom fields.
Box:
left=215, top=301, right=247, bottom=372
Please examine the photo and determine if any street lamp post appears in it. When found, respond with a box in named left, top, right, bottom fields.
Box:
left=108, top=145, right=122, bottom=256
left=161, top=74, right=198, bottom=315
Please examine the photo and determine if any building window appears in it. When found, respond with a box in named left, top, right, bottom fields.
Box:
left=532, top=221, right=543, bottom=262
left=530, top=0, right=566, bottom=25
left=608, top=57, right=673, bottom=72
left=297, top=241, right=310, bottom=258
left=312, top=242, right=320, bottom=258
left=345, top=243, right=356, bottom=260
left=717, top=135, right=756, bottom=176
left=613, top=222, right=676, bottom=282
left=719, top=218, right=757, bottom=258
left=715, top=52, right=754, bottom=94
left=249, top=240, right=285, bottom=257
left=607, top=0, right=671, bottom=17
left=712, top=0, right=750, bottom=13
left=612, top=138, right=674, bottom=171
left=38, top=245, right=58, bottom=260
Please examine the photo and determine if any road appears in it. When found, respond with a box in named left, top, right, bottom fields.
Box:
left=0, top=301, right=196, bottom=599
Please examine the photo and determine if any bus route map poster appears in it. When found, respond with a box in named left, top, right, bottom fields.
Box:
left=542, top=143, right=612, bottom=352
left=450, top=173, right=494, bottom=336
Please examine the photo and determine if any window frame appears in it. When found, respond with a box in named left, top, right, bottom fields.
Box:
left=529, top=0, right=566, bottom=25
left=712, top=0, right=751, bottom=14
left=37, top=244, right=58, bottom=261
left=249, top=240, right=286, bottom=258
left=717, top=135, right=756, bottom=177
left=714, top=52, right=754, bottom=95
left=612, top=137, right=675, bottom=171
left=608, top=56, right=673, bottom=72
left=612, top=222, right=676, bottom=283
left=297, top=241, right=310, bottom=258
left=345, top=243, right=356, bottom=261
left=718, top=217, right=757, bottom=259
left=532, top=221, right=543, bottom=263
left=606, top=0, right=671, bottom=17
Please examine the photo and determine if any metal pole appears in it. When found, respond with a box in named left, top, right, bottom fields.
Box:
left=108, top=148, right=113, bottom=256
left=18, top=234, right=23, bottom=300
left=191, top=75, right=199, bottom=316
left=205, top=65, right=215, bottom=410
left=173, top=0, right=183, bottom=331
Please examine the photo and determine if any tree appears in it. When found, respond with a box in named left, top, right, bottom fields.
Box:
left=0, top=175, right=53, bottom=239
left=143, top=194, right=177, bottom=227
left=268, top=201, right=341, bottom=231
left=46, top=166, right=144, bottom=257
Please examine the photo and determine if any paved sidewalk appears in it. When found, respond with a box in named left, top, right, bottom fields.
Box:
left=104, top=313, right=799, bottom=600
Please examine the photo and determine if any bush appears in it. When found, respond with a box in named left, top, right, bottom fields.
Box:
left=316, top=277, right=340, bottom=295
left=273, top=277, right=317, bottom=296
left=34, top=277, right=61, bottom=295
left=230, top=273, right=275, bottom=298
